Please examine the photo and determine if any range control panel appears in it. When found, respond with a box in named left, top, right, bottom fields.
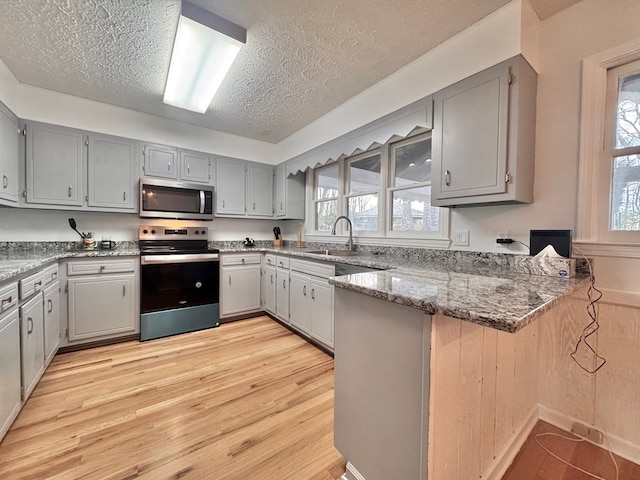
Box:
left=138, top=225, right=208, bottom=241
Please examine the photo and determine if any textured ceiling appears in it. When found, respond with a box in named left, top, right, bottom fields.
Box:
left=0, top=0, right=581, bottom=143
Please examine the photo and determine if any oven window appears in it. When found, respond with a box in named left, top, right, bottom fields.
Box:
left=141, top=261, right=219, bottom=313
left=142, top=185, right=200, bottom=214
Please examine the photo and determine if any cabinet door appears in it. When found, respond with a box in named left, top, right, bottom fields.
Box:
left=274, top=164, right=286, bottom=216
left=247, top=163, right=273, bottom=216
left=264, top=265, right=276, bottom=314
left=43, top=282, right=60, bottom=366
left=0, top=309, right=21, bottom=440
left=68, top=274, right=136, bottom=341
left=216, top=158, right=246, bottom=215
left=274, top=164, right=305, bottom=219
left=0, top=105, right=19, bottom=204
left=26, top=122, right=84, bottom=206
left=432, top=63, right=510, bottom=200
left=289, top=272, right=310, bottom=332
left=221, top=265, right=261, bottom=317
left=20, top=293, right=44, bottom=399
left=275, top=268, right=289, bottom=322
left=88, top=134, right=138, bottom=210
left=309, top=279, right=334, bottom=348
left=180, top=150, right=210, bottom=184
left=143, top=143, right=178, bottom=179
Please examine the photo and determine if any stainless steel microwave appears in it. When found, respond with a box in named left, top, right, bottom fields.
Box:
left=139, top=179, right=214, bottom=221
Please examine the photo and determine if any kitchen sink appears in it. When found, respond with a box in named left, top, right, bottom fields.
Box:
left=306, top=249, right=364, bottom=257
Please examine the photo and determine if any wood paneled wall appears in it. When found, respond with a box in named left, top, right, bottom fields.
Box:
left=428, top=314, right=539, bottom=480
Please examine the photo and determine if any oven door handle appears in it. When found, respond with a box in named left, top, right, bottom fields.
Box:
left=141, top=253, right=220, bottom=265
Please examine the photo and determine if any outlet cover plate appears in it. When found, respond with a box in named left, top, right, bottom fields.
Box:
left=453, top=230, right=469, bottom=246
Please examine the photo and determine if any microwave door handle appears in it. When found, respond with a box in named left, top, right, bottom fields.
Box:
left=200, top=190, right=205, bottom=214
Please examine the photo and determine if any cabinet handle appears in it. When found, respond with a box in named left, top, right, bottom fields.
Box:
left=33, top=280, right=42, bottom=293
left=280, top=202, right=283, bottom=210
left=100, top=265, right=106, bottom=271
left=445, top=170, right=451, bottom=187
left=253, top=202, right=256, bottom=210
left=228, top=276, right=231, bottom=285
left=2, top=175, right=7, bottom=188
left=187, top=164, right=190, bottom=174
left=47, top=299, right=53, bottom=313
left=1, top=295, right=12, bottom=307
left=27, top=317, right=33, bottom=334
left=303, top=285, right=307, bottom=296
left=222, top=200, right=225, bottom=208
left=311, top=288, right=315, bottom=300
left=270, top=274, right=273, bottom=284
left=68, top=186, right=73, bottom=197
left=279, top=261, right=283, bottom=267
left=123, top=191, right=127, bottom=202
left=168, top=161, right=171, bottom=171
left=241, top=258, right=245, bottom=264
left=123, top=284, right=126, bottom=296
left=283, top=279, right=286, bottom=289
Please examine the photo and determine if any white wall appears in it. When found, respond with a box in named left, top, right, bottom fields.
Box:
left=0, top=58, right=278, bottom=164
left=0, top=207, right=298, bottom=243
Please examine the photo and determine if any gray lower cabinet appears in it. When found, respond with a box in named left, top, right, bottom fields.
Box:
left=0, top=294, right=20, bottom=441
left=43, top=281, right=60, bottom=366
left=0, top=102, right=19, bottom=205
left=263, top=262, right=276, bottom=314
left=25, top=121, right=84, bottom=206
left=431, top=55, right=537, bottom=206
left=20, top=292, right=45, bottom=400
left=220, top=254, right=262, bottom=318
left=288, top=259, right=335, bottom=350
left=66, top=258, right=138, bottom=343
left=88, top=133, right=138, bottom=211
left=275, top=258, right=290, bottom=322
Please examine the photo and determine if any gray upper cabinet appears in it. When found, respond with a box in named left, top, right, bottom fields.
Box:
left=179, top=150, right=211, bottom=184
left=216, top=157, right=246, bottom=215
left=143, top=143, right=178, bottom=179
left=88, top=133, right=138, bottom=211
left=274, top=163, right=305, bottom=219
left=0, top=103, right=19, bottom=205
left=431, top=55, right=537, bottom=207
left=247, top=163, right=274, bottom=217
left=26, top=122, right=84, bottom=206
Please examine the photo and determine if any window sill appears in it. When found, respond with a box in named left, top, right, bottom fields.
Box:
left=572, top=240, right=640, bottom=259
left=305, top=234, right=451, bottom=249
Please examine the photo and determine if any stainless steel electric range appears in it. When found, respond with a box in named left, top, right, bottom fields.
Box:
left=139, top=225, right=220, bottom=341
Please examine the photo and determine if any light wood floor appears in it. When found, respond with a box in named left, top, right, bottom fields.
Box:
left=0, top=316, right=346, bottom=480
left=502, top=420, right=640, bottom=480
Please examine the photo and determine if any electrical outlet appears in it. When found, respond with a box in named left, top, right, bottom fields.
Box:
left=496, top=229, right=510, bottom=240
left=452, top=230, right=469, bottom=246
left=571, top=422, right=604, bottom=445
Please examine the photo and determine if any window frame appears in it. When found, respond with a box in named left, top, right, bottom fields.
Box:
left=386, top=131, right=446, bottom=238
left=344, top=148, right=384, bottom=236
left=312, top=162, right=341, bottom=233
left=307, top=131, right=450, bottom=248
left=576, top=38, right=640, bottom=258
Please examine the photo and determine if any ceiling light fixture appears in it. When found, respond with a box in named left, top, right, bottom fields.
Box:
left=163, top=1, right=246, bottom=114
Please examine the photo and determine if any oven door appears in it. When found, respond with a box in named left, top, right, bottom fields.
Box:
left=141, top=254, right=219, bottom=313
left=140, top=254, right=220, bottom=341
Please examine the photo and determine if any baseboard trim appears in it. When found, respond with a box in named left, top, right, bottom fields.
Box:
left=342, top=462, right=367, bottom=480
left=484, top=407, right=538, bottom=480
left=538, top=404, right=640, bottom=465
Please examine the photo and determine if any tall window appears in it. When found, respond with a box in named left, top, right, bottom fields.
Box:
left=346, top=151, right=382, bottom=232
left=314, top=163, right=339, bottom=231
left=389, top=133, right=439, bottom=233
left=605, top=59, right=640, bottom=232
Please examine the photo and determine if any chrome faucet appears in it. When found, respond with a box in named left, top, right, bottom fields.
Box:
left=332, top=215, right=354, bottom=251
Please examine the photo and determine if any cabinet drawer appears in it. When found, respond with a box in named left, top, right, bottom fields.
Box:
left=264, top=254, right=277, bottom=266
left=0, top=282, right=18, bottom=314
left=290, top=259, right=335, bottom=278
left=19, top=270, right=44, bottom=300
left=222, top=254, right=262, bottom=266
left=42, top=264, right=59, bottom=286
left=67, top=259, right=136, bottom=276
left=276, top=256, right=290, bottom=269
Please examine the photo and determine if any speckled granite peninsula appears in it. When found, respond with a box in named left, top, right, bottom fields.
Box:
left=0, top=240, right=589, bottom=333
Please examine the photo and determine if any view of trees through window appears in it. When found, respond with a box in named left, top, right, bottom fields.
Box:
left=611, top=70, right=640, bottom=230
left=315, top=165, right=339, bottom=231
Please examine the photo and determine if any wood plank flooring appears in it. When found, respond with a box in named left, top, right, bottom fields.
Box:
left=502, top=420, right=640, bottom=480
left=0, top=316, right=346, bottom=480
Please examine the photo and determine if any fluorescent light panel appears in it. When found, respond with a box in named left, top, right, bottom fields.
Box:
left=163, top=2, right=246, bottom=114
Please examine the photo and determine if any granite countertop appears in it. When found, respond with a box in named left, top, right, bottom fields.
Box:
left=0, top=244, right=589, bottom=333
left=0, top=248, right=140, bottom=282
